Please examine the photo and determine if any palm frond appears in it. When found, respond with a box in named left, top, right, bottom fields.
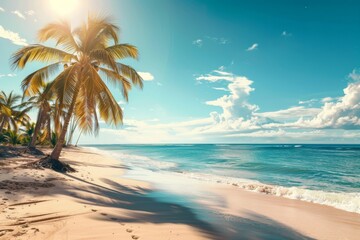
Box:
left=48, top=64, right=79, bottom=110
left=98, top=67, right=131, bottom=101
left=116, top=63, right=143, bottom=88
left=11, top=45, right=74, bottom=69
left=21, top=62, right=62, bottom=96
left=38, top=21, right=79, bottom=52
left=106, top=44, right=138, bottom=60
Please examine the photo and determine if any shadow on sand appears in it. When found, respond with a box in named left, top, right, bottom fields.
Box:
left=59, top=172, right=314, bottom=240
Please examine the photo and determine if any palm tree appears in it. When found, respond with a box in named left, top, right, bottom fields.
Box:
left=0, top=91, right=31, bottom=132
left=11, top=16, right=143, bottom=171
left=0, top=94, right=11, bottom=133
left=4, top=130, right=23, bottom=146
left=24, top=84, right=53, bottom=149
left=20, top=122, right=35, bottom=145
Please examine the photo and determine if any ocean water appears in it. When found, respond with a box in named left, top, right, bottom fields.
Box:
left=84, top=144, right=360, bottom=214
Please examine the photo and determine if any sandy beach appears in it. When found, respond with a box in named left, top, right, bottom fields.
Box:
left=0, top=147, right=359, bottom=240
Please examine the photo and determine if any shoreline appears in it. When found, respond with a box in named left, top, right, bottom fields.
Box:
left=85, top=145, right=360, bottom=215
left=0, top=147, right=359, bottom=239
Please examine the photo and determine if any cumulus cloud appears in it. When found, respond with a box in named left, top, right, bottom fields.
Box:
left=0, top=25, right=28, bottom=46
left=12, top=10, right=25, bottom=19
left=195, top=68, right=269, bottom=134
left=82, top=68, right=360, bottom=144
left=246, top=43, right=258, bottom=51
left=293, top=72, right=360, bottom=129
left=206, top=76, right=258, bottom=120
left=138, top=72, right=154, bottom=81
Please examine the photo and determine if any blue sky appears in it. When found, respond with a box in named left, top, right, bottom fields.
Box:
left=0, top=0, right=360, bottom=143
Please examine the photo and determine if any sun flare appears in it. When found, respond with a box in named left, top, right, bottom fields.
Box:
left=49, top=0, right=79, bottom=16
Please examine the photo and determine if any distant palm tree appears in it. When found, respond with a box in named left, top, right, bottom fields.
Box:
left=0, top=91, right=31, bottom=132
left=4, top=130, right=23, bottom=146
left=11, top=16, right=143, bottom=169
left=0, top=93, right=11, bottom=131
left=20, top=122, right=35, bottom=145
left=24, top=83, right=53, bottom=149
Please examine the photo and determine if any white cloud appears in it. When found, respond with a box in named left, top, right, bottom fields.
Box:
left=0, top=7, right=4, bottom=12
left=0, top=25, right=28, bottom=46
left=206, top=36, right=229, bottom=45
left=196, top=68, right=234, bottom=82
left=0, top=73, right=17, bottom=78
left=321, top=97, right=337, bottom=103
left=349, top=69, right=360, bottom=81
left=206, top=76, right=258, bottom=120
left=213, top=87, right=229, bottom=92
left=294, top=73, right=360, bottom=129
left=298, top=98, right=318, bottom=105
left=192, top=39, right=203, bottom=47
left=196, top=69, right=265, bottom=134
left=26, top=10, right=35, bottom=16
left=256, top=106, right=320, bottom=121
left=196, top=74, right=233, bottom=82
left=12, top=10, right=25, bottom=19
left=282, top=31, right=292, bottom=37
left=138, top=72, right=154, bottom=81
left=193, top=37, right=229, bottom=47
left=213, top=70, right=232, bottom=76
left=81, top=69, right=360, bottom=144
left=246, top=43, right=258, bottom=51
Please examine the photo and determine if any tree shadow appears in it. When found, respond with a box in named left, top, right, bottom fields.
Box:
left=62, top=173, right=314, bottom=240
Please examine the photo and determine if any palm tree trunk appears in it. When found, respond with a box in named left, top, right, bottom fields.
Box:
left=46, top=117, right=51, bottom=144
left=29, top=109, right=44, bottom=148
left=0, top=117, right=5, bottom=132
left=50, top=80, right=81, bottom=160
left=75, top=131, right=82, bottom=147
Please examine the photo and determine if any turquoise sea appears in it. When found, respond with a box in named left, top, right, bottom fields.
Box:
left=85, top=144, right=360, bottom=214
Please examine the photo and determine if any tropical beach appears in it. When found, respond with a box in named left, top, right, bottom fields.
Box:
left=0, top=146, right=360, bottom=239
left=1, top=0, right=360, bottom=239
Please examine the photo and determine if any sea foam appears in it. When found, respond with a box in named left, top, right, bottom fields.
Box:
left=83, top=146, right=360, bottom=214
left=178, top=171, right=360, bottom=214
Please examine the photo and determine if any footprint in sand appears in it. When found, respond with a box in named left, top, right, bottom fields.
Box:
left=91, top=209, right=97, bottom=212
left=100, top=213, right=107, bottom=216
left=131, top=235, right=140, bottom=239
left=126, top=229, right=133, bottom=233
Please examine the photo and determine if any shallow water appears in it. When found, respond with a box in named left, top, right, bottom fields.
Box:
left=84, top=144, right=360, bottom=213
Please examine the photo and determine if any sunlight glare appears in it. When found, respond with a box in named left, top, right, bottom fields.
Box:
left=49, top=0, right=79, bottom=16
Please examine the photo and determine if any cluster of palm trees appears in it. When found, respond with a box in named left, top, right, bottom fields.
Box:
left=0, top=15, right=143, bottom=168
left=0, top=91, right=33, bottom=145
left=0, top=89, right=78, bottom=147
